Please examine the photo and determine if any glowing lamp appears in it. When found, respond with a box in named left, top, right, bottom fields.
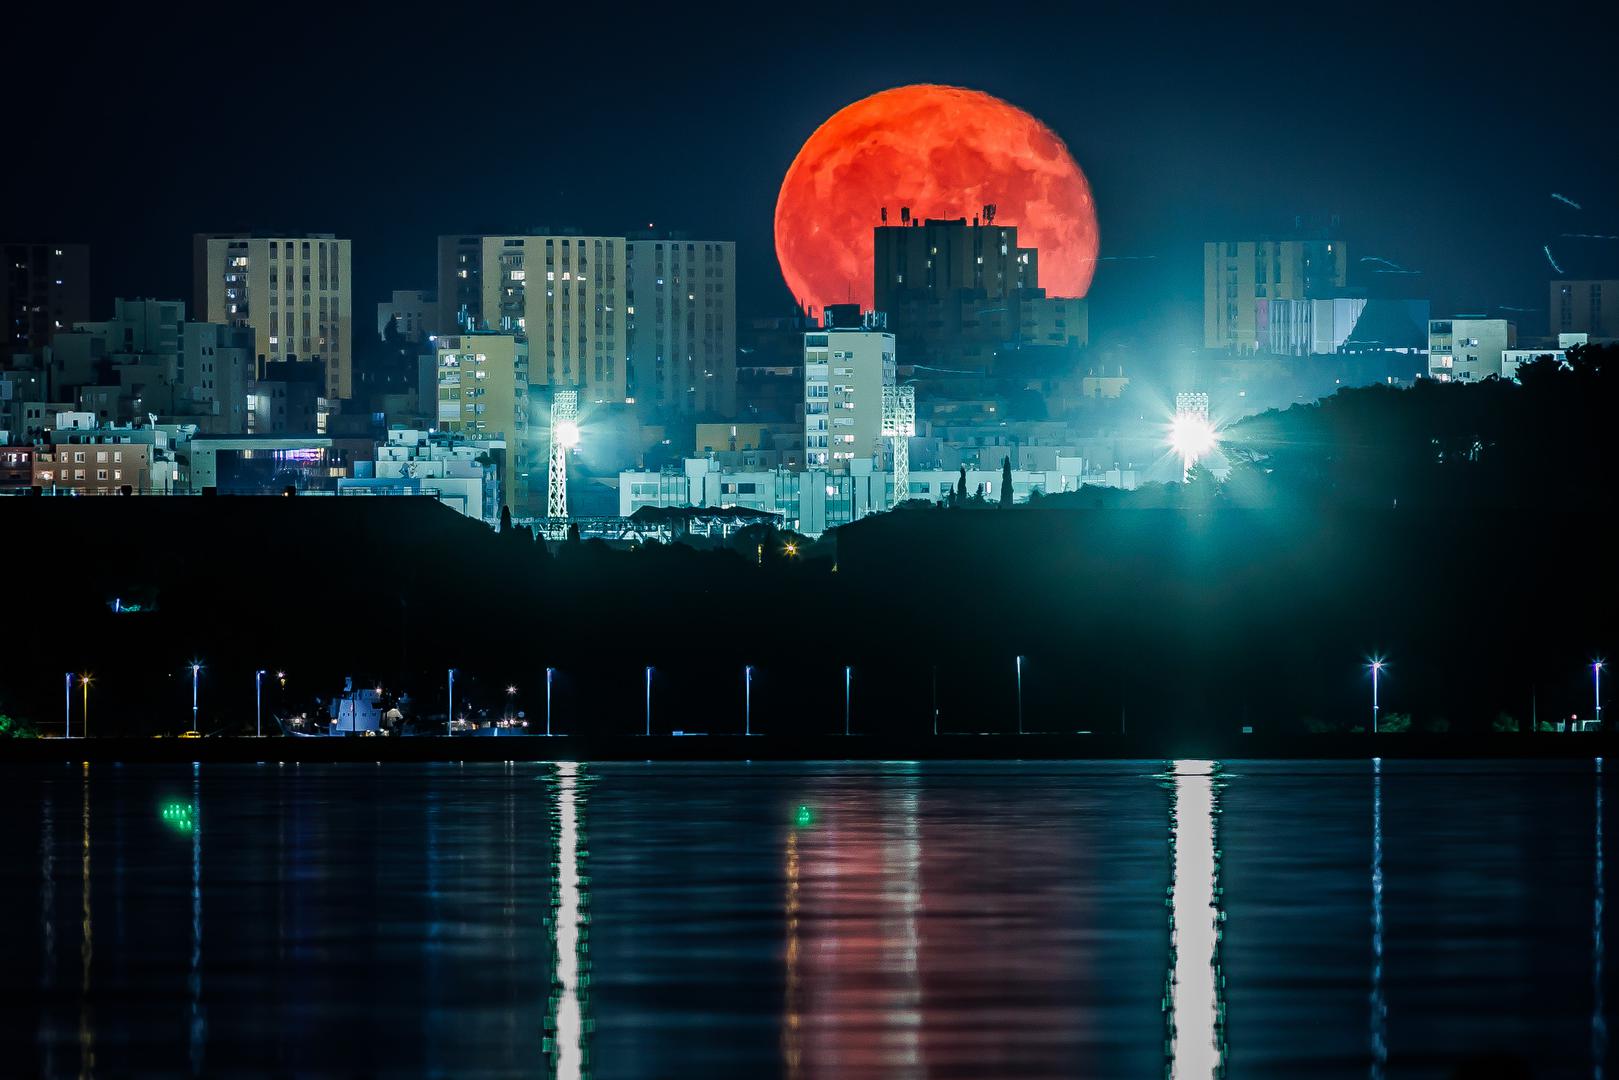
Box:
left=1169, top=415, right=1217, bottom=461
left=556, top=420, right=581, bottom=449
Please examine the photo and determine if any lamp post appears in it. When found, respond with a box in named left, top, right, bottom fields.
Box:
left=546, top=667, right=554, bottom=737
left=506, top=685, right=517, bottom=723
left=1369, top=658, right=1386, bottom=734
left=255, top=670, right=265, bottom=737
left=80, top=673, right=92, bottom=738
left=844, top=665, right=852, bottom=737
left=190, top=662, right=201, bottom=734
left=645, top=666, right=653, bottom=737
left=447, top=668, right=456, bottom=737
left=745, top=666, right=754, bottom=736
left=65, top=672, right=74, bottom=739
left=1597, top=661, right=1606, bottom=732
left=1016, top=655, right=1025, bottom=735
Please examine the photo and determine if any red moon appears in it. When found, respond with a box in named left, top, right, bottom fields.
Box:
left=774, top=84, right=1099, bottom=315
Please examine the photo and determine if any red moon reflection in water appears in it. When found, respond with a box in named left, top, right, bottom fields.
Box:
left=774, top=84, right=1099, bottom=315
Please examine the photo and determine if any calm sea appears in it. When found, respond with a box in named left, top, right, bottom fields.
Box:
left=1, top=760, right=1607, bottom=1078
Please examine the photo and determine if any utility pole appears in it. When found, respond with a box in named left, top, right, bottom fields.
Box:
left=447, top=668, right=455, bottom=737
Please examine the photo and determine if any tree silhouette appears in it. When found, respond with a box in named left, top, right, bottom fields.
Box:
left=999, top=456, right=1013, bottom=508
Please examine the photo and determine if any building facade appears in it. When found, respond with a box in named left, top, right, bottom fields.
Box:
left=32, top=441, right=151, bottom=494
left=1204, top=238, right=1348, bottom=351
left=873, top=217, right=1037, bottom=313
left=624, top=238, right=735, bottom=419
left=435, top=332, right=529, bottom=513
left=1428, top=318, right=1517, bottom=382
left=193, top=233, right=353, bottom=399
left=620, top=456, right=1137, bottom=536
left=435, top=234, right=626, bottom=403
left=803, top=316, right=895, bottom=471
left=1551, top=280, right=1618, bottom=339
left=1, top=242, right=89, bottom=356
left=376, top=289, right=437, bottom=341
left=1501, top=333, right=1586, bottom=382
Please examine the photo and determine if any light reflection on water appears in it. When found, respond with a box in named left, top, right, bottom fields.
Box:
left=1169, top=760, right=1222, bottom=1078
left=4, top=759, right=1612, bottom=1078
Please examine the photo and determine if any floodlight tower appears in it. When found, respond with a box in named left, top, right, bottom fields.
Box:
left=548, top=391, right=580, bottom=521
left=880, top=385, right=915, bottom=509
left=1172, top=391, right=1213, bottom=481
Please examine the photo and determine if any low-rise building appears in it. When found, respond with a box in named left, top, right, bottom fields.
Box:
left=618, top=456, right=1137, bottom=536
left=1427, top=318, right=1516, bottom=382
left=340, top=427, right=503, bottom=522
left=32, top=441, right=151, bottom=494
left=1501, top=333, right=1587, bottom=382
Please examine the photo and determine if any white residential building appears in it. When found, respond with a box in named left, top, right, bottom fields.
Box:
left=804, top=314, right=895, bottom=471
left=1501, top=333, right=1586, bottom=382
left=1427, top=318, right=1516, bottom=382
left=343, top=427, right=502, bottom=521
left=619, top=456, right=1137, bottom=537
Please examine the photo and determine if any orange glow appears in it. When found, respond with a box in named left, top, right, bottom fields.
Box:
left=774, top=84, right=1099, bottom=316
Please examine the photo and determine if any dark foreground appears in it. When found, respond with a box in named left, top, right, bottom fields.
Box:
left=3, top=731, right=1611, bottom=763
left=6, top=759, right=1610, bottom=1078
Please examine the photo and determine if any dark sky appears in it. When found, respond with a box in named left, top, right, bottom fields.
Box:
left=11, top=3, right=1615, bottom=339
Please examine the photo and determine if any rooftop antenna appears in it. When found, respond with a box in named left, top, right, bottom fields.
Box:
left=984, top=204, right=997, bottom=226
left=900, top=207, right=910, bottom=226
left=881, top=207, right=888, bottom=224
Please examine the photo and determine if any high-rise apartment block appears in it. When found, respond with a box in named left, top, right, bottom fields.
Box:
left=1, top=242, right=89, bottom=355
left=624, top=238, right=735, bottom=418
left=435, top=331, right=530, bottom=513
left=1204, top=237, right=1348, bottom=351
left=1550, top=280, right=1618, bottom=339
left=436, top=234, right=625, bottom=403
left=194, top=233, right=353, bottom=399
left=437, top=232, right=737, bottom=423
left=873, top=216, right=1037, bottom=312
left=803, top=310, right=895, bottom=471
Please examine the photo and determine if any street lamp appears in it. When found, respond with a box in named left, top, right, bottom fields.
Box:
left=645, top=666, right=653, bottom=736
left=745, top=665, right=754, bottom=736
left=546, top=667, right=555, bottom=737
left=1016, top=656, right=1025, bottom=735
left=80, top=673, right=92, bottom=738
left=65, top=672, right=74, bottom=739
left=1368, top=658, right=1386, bottom=734
left=255, top=670, right=266, bottom=737
left=506, top=685, right=517, bottom=722
left=447, top=668, right=456, bottom=737
left=190, top=662, right=202, bottom=734
left=1596, top=661, right=1607, bottom=732
left=844, top=665, right=852, bottom=736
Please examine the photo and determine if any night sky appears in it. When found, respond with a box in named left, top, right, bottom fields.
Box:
left=12, top=3, right=1615, bottom=338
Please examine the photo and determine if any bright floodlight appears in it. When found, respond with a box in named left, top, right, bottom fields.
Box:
left=1169, top=414, right=1217, bottom=460
left=556, top=420, right=581, bottom=449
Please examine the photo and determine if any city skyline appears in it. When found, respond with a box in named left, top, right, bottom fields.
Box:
left=8, top=6, right=1616, bottom=338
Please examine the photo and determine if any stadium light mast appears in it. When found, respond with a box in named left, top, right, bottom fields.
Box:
left=881, top=385, right=916, bottom=509
left=1170, top=391, right=1215, bottom=481
left=548, top=391, right=580, bottom=522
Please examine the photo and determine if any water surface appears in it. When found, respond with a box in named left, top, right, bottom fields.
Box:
left=2, top=760, right=1607, bottom=1077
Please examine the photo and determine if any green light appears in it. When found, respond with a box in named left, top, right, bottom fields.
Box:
left=794, top=805, right=815, bottom=829
left=161, top=801, right=195, bottom=833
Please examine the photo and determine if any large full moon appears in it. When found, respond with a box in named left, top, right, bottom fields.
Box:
left=774, top=84, right=1099, bottom=315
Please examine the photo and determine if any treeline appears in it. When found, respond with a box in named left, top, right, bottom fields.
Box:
left=0, top=349, right=1613, bottom=740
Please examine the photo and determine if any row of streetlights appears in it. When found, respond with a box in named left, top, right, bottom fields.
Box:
left=48, top=655, right=1611, bottom=738
left=1368, top=656, right=1606, bottom=733
left=59, top=661, right=290, bottom=737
